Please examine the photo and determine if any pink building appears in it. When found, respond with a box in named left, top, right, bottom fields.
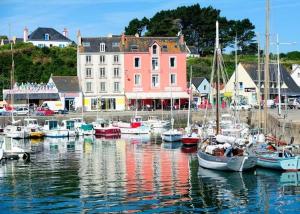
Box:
left=123, top=34, right=189, bottom=110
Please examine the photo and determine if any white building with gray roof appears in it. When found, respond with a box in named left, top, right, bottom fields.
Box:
left=77, top=31, right=125, bottom=111
left=24, top=27, right=73, bottom=48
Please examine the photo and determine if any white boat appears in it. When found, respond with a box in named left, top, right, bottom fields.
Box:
left=71, top=117, right=84, bottom=136
left=143, top=116, right=170, bottom=129
left=43, top=120, right=69, bottom=138
left=61, top=119, right=77, bottom=137
left=4, top=125, right=29, bottom=139
left=24, top=118, right=44, bottom=138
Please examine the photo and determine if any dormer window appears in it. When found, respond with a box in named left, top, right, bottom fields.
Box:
left=100, top=43, right=105, bottom=52
left=44, top=34, right=49, bottom=41
left=153, top=45, right=157, bottom=55
left=131, top=45, right=138, bottom=52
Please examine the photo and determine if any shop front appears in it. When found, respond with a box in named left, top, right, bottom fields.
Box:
left=83, top=96, right=125, bottom=111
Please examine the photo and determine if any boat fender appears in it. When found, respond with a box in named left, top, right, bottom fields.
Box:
left=23, top=152, right=30, bottom=162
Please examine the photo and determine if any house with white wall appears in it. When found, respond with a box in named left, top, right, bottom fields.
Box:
left=224, top=63, right=300, bottom=105
left=24, top=27, right=73, bottom=48
left=291, top=64, right=300, bottom=87
left=77, top=31, right=125, bottom=111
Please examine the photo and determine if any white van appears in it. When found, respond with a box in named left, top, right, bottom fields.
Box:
left=41, top=101, right=64, bottom=113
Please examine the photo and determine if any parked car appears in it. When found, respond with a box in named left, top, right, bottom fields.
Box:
left=287, top=98, right=300, bottom=109
left=230, top=102, right=252, bottom=111
left=34, top=107, right=55, bottom=116
left=13, top=107, right=29, bottom=116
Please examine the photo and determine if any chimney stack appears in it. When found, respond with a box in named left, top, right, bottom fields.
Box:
left=23, top=26, right=28, bottom=42
left=121, top=32, right=125, bottom=46
left=63, top=28, right=68, bottom=37
left=77, top=30, right=82, bottom=46
left=179, top=34, right=184, bottom=45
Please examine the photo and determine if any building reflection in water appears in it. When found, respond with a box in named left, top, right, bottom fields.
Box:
left=78, top=137, right=190, bottom=210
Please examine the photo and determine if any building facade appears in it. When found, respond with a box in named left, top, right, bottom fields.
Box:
left=224, top=63, right=300, bottom=105
left=77, top=33, right=125, bottom=111
left=123, top=34, right=189, bottom=109
left=291, top=64, right=300, bottom=87
left=24, top=27, right=73, bottom=48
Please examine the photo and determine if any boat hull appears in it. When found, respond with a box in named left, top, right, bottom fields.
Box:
left=181, top=136, right=199, bottom=145
left=197, top=151, right=257, bottom=172
left=161, top=134, right=182, bottom=142
left=45, top=130, right=69, bottom=138
left=95, top=127, right=121, bottom=137
left=257, top=155, right=300, bottom=171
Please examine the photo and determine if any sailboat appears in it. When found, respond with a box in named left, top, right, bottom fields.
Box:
left=161, top=71, right=183, bottom=142
left=197, top=21, right=257, bottom=172
left=181, top=66, right=200, bottom=145
left=4, top=37, right=29, bottom=139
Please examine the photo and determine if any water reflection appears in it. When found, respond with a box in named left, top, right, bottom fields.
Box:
left=0, top=136, right=299, bottom=213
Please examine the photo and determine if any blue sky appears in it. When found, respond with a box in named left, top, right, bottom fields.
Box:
left=0, top=0, right=299, bottom=53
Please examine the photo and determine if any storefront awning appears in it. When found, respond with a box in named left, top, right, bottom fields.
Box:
left=5, top=93, right=60, bottom=100
left=125, top=92, right=189, bottom=99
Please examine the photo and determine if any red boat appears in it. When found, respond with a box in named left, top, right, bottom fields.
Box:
left=181, top=134, right=200, bottom=145
left=93, top=119, right=121, bottom=138
left=181, top=145, right=198, bottom=153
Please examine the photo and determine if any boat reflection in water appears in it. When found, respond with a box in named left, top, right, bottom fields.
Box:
left=181, top=145, right=198, bottom=153
left=1, top=137, right=32, bottom=159
left=256, top=168, right=300, bottom=195
left=196, top=167, right=257, bottom=211
left=121, top=133, right=151, bottom=144
left=43, top=137, right=83, bottom=155
left=161, top=141, right=182, bottom=150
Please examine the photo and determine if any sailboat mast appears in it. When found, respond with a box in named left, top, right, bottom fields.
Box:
left=216, top=21, right=220, bottom=135
left=257, top=33, right=262, bottom=133
left=276, top=34, right=281, bottom=116
left=263, top=0, right=270, bottom=132
left=187, top=66, right=192, bottom=128
left=234, top=36, right=238, bottom=126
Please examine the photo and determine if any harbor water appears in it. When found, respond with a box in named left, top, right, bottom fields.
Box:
left=0, top=136, right=299, bottom=213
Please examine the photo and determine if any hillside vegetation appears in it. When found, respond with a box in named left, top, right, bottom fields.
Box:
left=0, top=42, right=76, bottom=99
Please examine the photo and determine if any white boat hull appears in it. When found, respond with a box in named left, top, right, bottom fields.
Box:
left=197, top=151, right=257, bottom=172
left=45, top=129, right=69, bottom=138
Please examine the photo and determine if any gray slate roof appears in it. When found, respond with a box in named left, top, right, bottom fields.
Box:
left=192, top=77, right=206, bottom=88
left=123, top=36, right=187, bottom=53
left=242, top=63, right=300, bottom=96
left=188, top=46, right=199, bottom=55
left=81, top=37, right=122, bottom=53
left=51, top=76, right=80, bottom=92
left=29, top=27, right=71, bottom=42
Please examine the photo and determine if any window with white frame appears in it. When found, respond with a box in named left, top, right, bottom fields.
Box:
left=170, top=73, right=177, bottom=85
left=114, top=68, right=120, bottom=78
left=100, top=43, right=105, bottom=52
left=170, top=57, right=176, bottom=68
left=100, top=82, right=106, bottom=92
left=99, top=67, right=105, bottom=78
left=204, top=85, right=207, bottom=90
left=86, top=82, right=92, bottom=92
left=152, top=45, right=157, bottom=55
left=152, top=57, right=158, bottom=70
left=134, top=74, right=141, bottom=86
left=44, top=34, right=49, bottom=41
left=113, top=55, right=119, bottom=63
left=99, top=55, right=105, bottom=64
left=134, top=57, right=141, bottom=68
left=86, top=68, right=92, bottom=78
left=86, top=55, right=91, bottom=64
left=114, top=82, right=120, bottom=92
left=152, top=74, right=159, bottom=87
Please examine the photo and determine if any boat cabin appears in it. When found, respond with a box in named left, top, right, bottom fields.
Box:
left=62, top=120, right=75, bottom=130
left=44, top=120, right=59, bottom=130
left=24, top=118, right=38, bottom=126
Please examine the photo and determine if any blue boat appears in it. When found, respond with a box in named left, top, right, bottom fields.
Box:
left=256, top=148, right=300, bottom=171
